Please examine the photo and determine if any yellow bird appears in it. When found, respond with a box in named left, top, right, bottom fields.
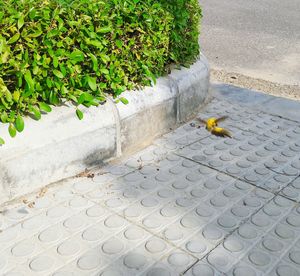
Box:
left=197, top=116, right=232, bottom=138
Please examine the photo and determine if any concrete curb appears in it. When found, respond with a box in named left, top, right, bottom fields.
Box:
left=0, top=53, right=210, bottom=204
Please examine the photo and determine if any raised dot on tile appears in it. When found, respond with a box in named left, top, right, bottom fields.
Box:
left=105, top=198, right=123, bottom=208
left=163, top=227, right=183, bottom=241
left=190, top=189, right=208, bottom=199
left=186, top=172, right=202, bottom=182
left=191, top=263, right=214, bottom=276
left=244, top=173, right=259, bottom=182
left=289, top=251, right=300, bottom=265
left=204, top=181, right=220, bottom=190
left=172, top=180, right=189, bottom=190
left=251, top=215, right=270, bottom=227
left=274, top=175, right=290, bottom=183
left=169, top=165, right=185, bottom=175
left=141, top=197, right=159, bottom=208
left=273, top=196, right=293, bottom=207
left=210, top=196, right=228, bottom=207
left=223, top=187, right=240, bottom=198
left=202, top=227, right=223, bottom=241
left=77, top=254, right=101, bottom=270
left=140, top=165, right=158, bottom=175
left=262, top=238, right=283, bottom=252
left=123, top=253, right=146, bottom=269
left=160, top=206, right=178, bottom=217
left=38, top=225, right=62, bottom=243
left=82, top=227, right=103, bottom=242
left=209, top=160, right=224, bottom=168
left=274, top=224, right=295, bottom=240
left=11, top=240, right=35, bottom=257
left=86, top=205, right=105, bottom=217
left=219, top=154, right=234, bottom=161
left=57, top=239, right=80, bottom=256
left=155, top=172, right=171, bottom=182
left=216, top=173, right=233, bottom=182
left=29, top=256, right=54, bottom=272
left=263, top=205, right=281, bottom=217
left=243, top=197, right=261, bottom=208
left=22, top=215, right=45, bottom=230
left=232, top=266, right=256, bottom=276
left=223, top=239, right=244, bottom=253
left=276, top=264, right=299, bottom=276
left=281, top=188, right=299, bottom=199
left=234, top=181, right=251, bottom=191
left=238, top=225, right=257, bottom=239
left=146, top=267, right=171, bottom=276
left=145, top=239, right=166, bottom=253
left=195, top=206, right=214, bottom=218
left=182, top=159, right=197, bottom=168
left=125, top=159, right=141, bottom=169
left=231, top=206, right=250, bottom=217
left=236, top=160, right=251, bottom=168
left=254, top=167, right=269, bottom=176
left=63, top=215, right=85, bottom=229
left=102, top=239, right=124, bottom=255
left=143, top=216, right=161, bottom=229
left=180, top=215, right=199, bottom=228
left=124, top=206, right=141, bottom=218
left=69, top=197, right=88, bottom=208
left=226, top=167, right=241, bottom=175
left=283, top=167, right=298, bottom=176
left=248, top=251, right=270, bottom=266
left=104, top=215, right=125, bottom=228
left=192, top=155, right=206, bottom=162
left=291, top=160, right=300, bottom=169
left=286, top=215, right=300, bottom=227
left=186, top=241, right=207, bottom=254
left=168, top=192, right=188, bottom=205
left=217, top=216, right=237, bottom=229
left=124, top=227, right=144, bottom=240
left=207, top=251, right=229, bottom=267
left=167, top=253, right=189, bottom=266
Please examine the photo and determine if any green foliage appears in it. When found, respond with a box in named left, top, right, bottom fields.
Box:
left=0, top=0, right=201, bottom=142
left=157, top=0, right=202, bottom=65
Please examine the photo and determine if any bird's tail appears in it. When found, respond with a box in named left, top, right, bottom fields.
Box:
left=211, top=127, right=232, bottom=138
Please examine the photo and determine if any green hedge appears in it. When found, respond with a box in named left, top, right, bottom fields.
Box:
left=0, top=0, right=201, bottom=143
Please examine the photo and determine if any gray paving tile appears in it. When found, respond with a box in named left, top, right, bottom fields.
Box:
left=2, top=96, right=300, bottom=275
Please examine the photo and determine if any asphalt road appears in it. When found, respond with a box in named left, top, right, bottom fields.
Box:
left=199, top=0, right=300, bottom=86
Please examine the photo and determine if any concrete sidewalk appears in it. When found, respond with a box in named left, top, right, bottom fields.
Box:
left=1, top=84, right=300, bottom=276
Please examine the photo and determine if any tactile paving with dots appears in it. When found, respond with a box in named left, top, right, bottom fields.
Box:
left=176, top=100, right=300, bottom=194
left=184, top=195, right=299, bottom=275
left=1, top=96, right=300, bottom=276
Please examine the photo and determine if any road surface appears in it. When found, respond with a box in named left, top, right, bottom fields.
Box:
left=199, top=0, right=300, bottom=93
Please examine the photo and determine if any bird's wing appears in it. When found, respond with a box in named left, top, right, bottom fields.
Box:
left=216, top=116, right=228, bottom=123
left=211, top=127, right=232, bottom=138
left=196, top=117, right=207, bottom=124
